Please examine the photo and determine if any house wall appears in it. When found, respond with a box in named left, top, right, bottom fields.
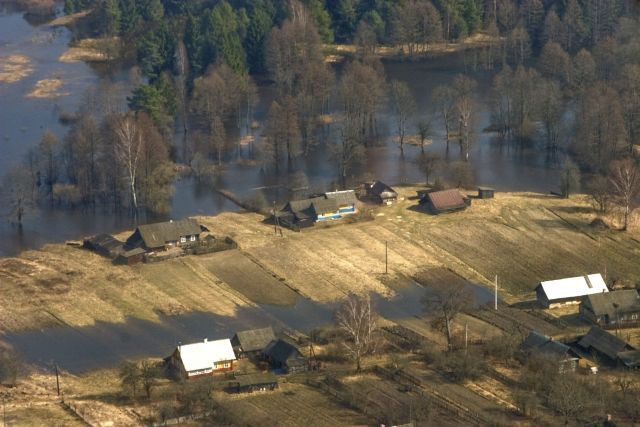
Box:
left=316, top=211, right=341, bottom=221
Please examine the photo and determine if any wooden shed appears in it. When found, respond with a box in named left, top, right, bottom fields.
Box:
left=227, top=373, right=278, bottom=393
left=477, top=187, right=495, bottom=199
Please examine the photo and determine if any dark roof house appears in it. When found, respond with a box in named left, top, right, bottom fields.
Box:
left=262, top=339, right=308, bottom=373
left=325, top=190, right=358, bottom=208
left=231, top=327, right=277, bottom=357
left=580, top=290, right=640, bottom=328
left=577, top=326, right=635, bottom=364
left=126, top=218, right=202, bottom=250
left=364, top=181, right=398, bottom=204
left=420, top=189, right=468, bottom=214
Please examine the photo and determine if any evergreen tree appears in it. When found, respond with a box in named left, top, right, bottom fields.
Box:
left=305, top=0, right=334, bottom=43
left=245, top=5, right=273, bottom=74
left=119, top=0, right=141, bottom=34
left=102, top=0, right=121, bottom=36
left=143, top=0, right=164, bottom=23
left=207, top=1, right=247, bottom=74
left=64, top=0, right=76, bottom=14
left=185, top=14, right=205, bottom=76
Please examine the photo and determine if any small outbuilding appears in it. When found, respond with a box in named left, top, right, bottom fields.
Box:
left=518, top=331, right=579, bottom=372
left=363, top=181, right=398, bottom=205
left=113, top=247, right=146, bottom=265
left=231, top=327, right=277, bottom=359
left=169, top=338, right=236, bottom=379
left=477, top=187, right=495, bottom=199
left=580, top=289, right=640, bottom=329
left=535, top=274, right=609, bottom=308
left=262, top=339, right=308, bottom=373
left=83, top=234, right=124, bottom=259
left=419, top=189, right=469, bottom=214
left=227, top=373, right=278, bottom=393
left=577, top=326, right=635, bottom=365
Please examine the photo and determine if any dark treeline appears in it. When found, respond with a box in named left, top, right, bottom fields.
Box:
left=1, top=0, right=639, bottom=228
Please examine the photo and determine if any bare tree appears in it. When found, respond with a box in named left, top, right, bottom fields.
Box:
left=119, top=360, right=141, bottom=399
left=332, top=126, right=365, bottom=189
left=422, top=281, right=474, bottom=350
left=334, top=293, right=379, bottom=371
left=140, top=360, right=159, bottom=399
left=389, top=80, right=416, bottom=151
left=609, top=159, right=640, bottom=231
left=587, top=174, right=611, bottom=214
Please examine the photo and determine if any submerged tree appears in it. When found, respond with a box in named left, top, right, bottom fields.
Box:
left=389, top=80, right=416, bottom=151
left=0, top=166, right=35, bottom=228
left=334, top=293, right=379, bottom=372
left=559, top=159, right=581, bottom=198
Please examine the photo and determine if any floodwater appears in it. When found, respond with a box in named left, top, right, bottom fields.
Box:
left=0, top=8, right=566, bottom=257
left=7, top=281, right=493, bottom=373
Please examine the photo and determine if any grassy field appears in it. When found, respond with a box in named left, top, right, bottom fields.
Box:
left=2, top=189, right=640, bottom=333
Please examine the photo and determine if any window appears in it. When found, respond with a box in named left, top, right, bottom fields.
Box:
left=180, top=237, right=186, bottom=243
left=190, top=235, right=196, bottom=242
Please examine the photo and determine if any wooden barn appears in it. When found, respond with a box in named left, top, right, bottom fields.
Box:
left=83, top=234, right=124, bottom=259
left=580, top=290, right=640, bottom=329
left=535, top=274, right=609, bottom=308
left=169, top=338, right=236, bottom=379
left=113, top=247, right=146, bottom=265
left=419, top=189, right=469, bottom=214
left=227, top=373, right=278, bottom=393
left=362, top=181, right=398, bottom=205
left=231, top=327, right=277, bottom=359
left=262, top=339, right=308, bottom=373
left=126, top=218, right=202, bottom=252
left=518, top=331, right=579, bottom=372
left=577, top=326, right=636, bottom=366
left=325, top=190, right=358, bottom=216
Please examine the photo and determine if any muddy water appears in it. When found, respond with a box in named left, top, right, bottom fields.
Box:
left=7, top=281, right=496, bottom=373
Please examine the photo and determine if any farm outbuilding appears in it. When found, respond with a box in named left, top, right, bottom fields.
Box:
left=419, top=189, right=469, bottom=214
left=113, top=247, right=146, bottom=265
left=276, top=190, right=359, bottom=229
left=577, top=326, right=635, bottom=366
left=518, top=331, right=579, bottom=372
left=262, top=339, right=308, bottom=373
left=535, top=274, right=609, bottom=308
left=227, top=373, right=278, bottom=393
left=169, top=338, right=236, bottom=379
left=231, top=327, right=277, bottom=358
left=126, top=218, right=202, bottom=251
left=477, top=187, right=495, bottom=199
left=580, top=290, right=640, bottom=329
left=83, top=234, right=124, bottom=259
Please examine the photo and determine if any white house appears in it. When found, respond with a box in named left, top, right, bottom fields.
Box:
left=170, top=338, right=236, bottom=379
left=535, top=274, right=609, bottom=308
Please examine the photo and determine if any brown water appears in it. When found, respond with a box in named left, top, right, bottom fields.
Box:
left=0, top=8, right=564, bottom=258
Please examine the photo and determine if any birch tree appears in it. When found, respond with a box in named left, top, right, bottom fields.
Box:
left=335, top=293, right=379, bottom=372
left=114, top=113, right=144, bottom=213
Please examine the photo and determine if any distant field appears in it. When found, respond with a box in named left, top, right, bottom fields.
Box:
left=1, top=189, right=640, bottom=333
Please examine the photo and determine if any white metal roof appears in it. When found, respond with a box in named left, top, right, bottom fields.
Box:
left=177, top=338, right=236, bottom=372
left=538, top=274, right=609, bottom=301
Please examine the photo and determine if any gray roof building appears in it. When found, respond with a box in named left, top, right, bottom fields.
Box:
left=231, top=327, right=277, bottom=355
left=577, top=326, right=635, bottom=363
left=126, top=218, right=202, bottom=250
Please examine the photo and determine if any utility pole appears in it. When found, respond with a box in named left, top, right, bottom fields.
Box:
left=385, top=241, right=388, bottom=274
left=54, top=363, right=60, bottom=396
left=494, top=275, right=498, bottom=311
left=465, top=323, right=468, bottom=355
left=273, top=201, right=277, bottom=235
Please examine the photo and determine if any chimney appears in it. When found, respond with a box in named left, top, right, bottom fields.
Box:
left=204, top=338, right=208, bottom=343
